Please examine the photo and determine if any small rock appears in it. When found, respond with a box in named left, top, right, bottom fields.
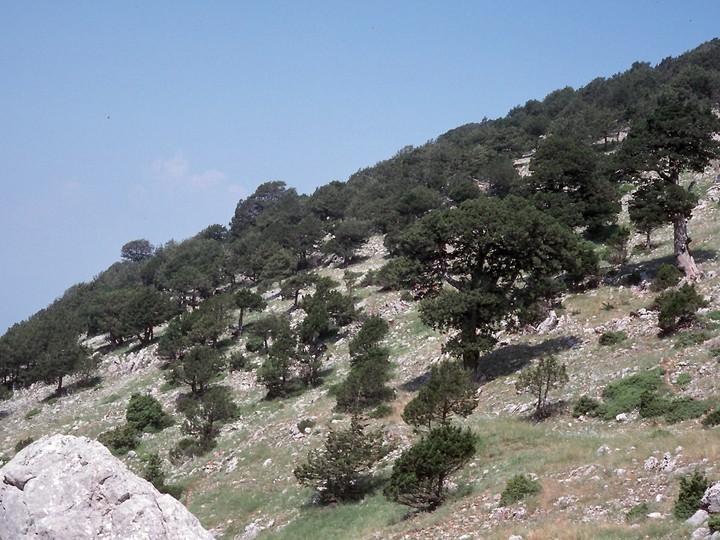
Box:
left=615, top=413, right=628, bottom=422
left=262, top=458, right=272, bottom=468
left=596, top=444, right=611, bottom=456
left=690, top=527, right=710, bottom=540
left=647, top=512, right=664, bottom=519
left=508, top=536, right=524, bottom=540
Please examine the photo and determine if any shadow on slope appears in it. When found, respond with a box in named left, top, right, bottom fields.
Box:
left=478, top=335, right=582, bottom=379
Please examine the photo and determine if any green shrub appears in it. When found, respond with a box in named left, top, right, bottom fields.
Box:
left=601, top=369, right=664, bottom=420
left=706, top=310, right=720, bottom=322
left=702, top=409, right=720, bottom=428
left=651, top=263, right=683, bottom=292
left=126, top=393, right=173, bottom=433
left=24, top=407, right=41, bottom=420
left=499, top=474, right=542, bottom=506
left=625, top=501, right=650, bottom=524
left=664, top=397, right=709, bottom=423
left=168, top=437, right=216, bottom=464
left=297, top=418, right=317, bottom=433
left=675, top=373, right=692, bottom=387
left=709, top=515, right=720, bottom=533
left=654, top=284, right=708, bottom=334
left=711, top=347, right=720, bottom=360
left=14, top=437, right=34, bottom=453
left=673, top=469, right=709, bottom=520
left=98, top=423, right=140, bottom=455
left=599, top=330, right=628, bottom=346
left=638, top=390, right=671, bottom=418
left=572, top=395, right=605, bottom=418
left=245, top=335, right=264, bottom=352
left=674, top=330, right=712, bottom=349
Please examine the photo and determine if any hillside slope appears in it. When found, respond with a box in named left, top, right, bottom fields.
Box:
left=2, top=164, right=720, bottom=539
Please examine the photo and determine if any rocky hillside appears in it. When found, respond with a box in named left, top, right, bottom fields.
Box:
left=2, top=166, right=720, bottom=540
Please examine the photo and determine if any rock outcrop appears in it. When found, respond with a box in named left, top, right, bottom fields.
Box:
left=0, top=434, right=213, bottom=539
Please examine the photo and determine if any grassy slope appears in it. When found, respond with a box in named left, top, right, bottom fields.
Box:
left=2, top=167, right=720, bottom=540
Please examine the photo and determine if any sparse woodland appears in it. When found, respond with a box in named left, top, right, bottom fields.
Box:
left=4, top=39, right=720, bottom=539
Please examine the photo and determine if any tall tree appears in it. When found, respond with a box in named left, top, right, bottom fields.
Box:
left=522, top=136, right=620, bottom=233
left=619, top=93, right=720, bottom=279
left=120, top=239, right=155, bottom=263
left=390, top=196, right=596, bottom=372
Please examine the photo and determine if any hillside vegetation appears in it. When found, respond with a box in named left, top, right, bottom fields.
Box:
left=3, top=39, right=720, bottom=539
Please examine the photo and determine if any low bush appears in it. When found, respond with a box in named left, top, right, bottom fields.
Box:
left=14, top=437, right=34, bottom=453
left=664, top=397, right=709, bottom=423
left=709, top=515, right=720, bottom=534
left=599, top=330, right=628, bottom=346
left=168, top=437, right=216, bottom=464
left=654, top=284, right=708, bottom=334
left=500, top=474, right=542, bottom=506
left=601, top=369, right=664, bottom=420
left=651, top=263, right=683, bottom=292
left=572, top=395, right=605, bottom=418
left=674, top=330, right=712, bottom=349
left=702, top=409, right=720, bottom=428
left=673, top=469, right=709, bottom=520
left=98, top=423, right=140, bottom=455
left=126, top=393, right=173, bottom=433
left=625, top=501, right=650, bottom=524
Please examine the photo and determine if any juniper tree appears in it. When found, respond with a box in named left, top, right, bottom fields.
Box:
left=294, top=414, right=388, bottom=504
left=384, top=425, right=477, bottom=511
left=402, top=360, right=478, bottom=430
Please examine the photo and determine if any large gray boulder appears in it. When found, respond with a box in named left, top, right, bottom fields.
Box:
left=0, top=434, right=213, bottom=539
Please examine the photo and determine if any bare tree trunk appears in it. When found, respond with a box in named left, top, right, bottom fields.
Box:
left=673, top=214, right=700, bottom=280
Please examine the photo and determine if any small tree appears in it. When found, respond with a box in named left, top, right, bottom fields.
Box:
left=258, top=331, right=297, bottom=398
left=515, top=355, right=569, bottom=419
left=178, top=385, right=237, bottom=440
left=348, top=315, right=390, bottom=360
left=673, top=469, right=710, bottom=520
left=173, top=345, right=225, bottom=396
left=334, top=347, right=395, bottom=413
left=384, top=425, right=477, bottom=511
left=294, top=414, right=388, bottom=504
left=402, top=360, right=478, bottom=430
left=234, top=288, right=266, bottom=335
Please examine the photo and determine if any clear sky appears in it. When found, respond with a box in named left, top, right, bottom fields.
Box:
left=1, top=1, right=719, bottom=333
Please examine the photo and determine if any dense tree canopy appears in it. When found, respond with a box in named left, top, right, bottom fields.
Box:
left=389, top=195, right=597, bottom=371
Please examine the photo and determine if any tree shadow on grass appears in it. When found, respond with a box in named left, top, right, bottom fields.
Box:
left=608, top=248, right=718, bottom=285
left=478, top=335, right=582, bottom=380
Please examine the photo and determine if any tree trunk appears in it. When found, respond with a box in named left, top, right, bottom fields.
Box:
left=673, top=214, right=700, bottom=280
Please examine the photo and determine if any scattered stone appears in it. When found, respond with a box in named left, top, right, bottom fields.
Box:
left=596, top=444, right=611, bottom=456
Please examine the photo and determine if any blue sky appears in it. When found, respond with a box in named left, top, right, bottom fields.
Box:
left=1, top=1, right=719, bottom=333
